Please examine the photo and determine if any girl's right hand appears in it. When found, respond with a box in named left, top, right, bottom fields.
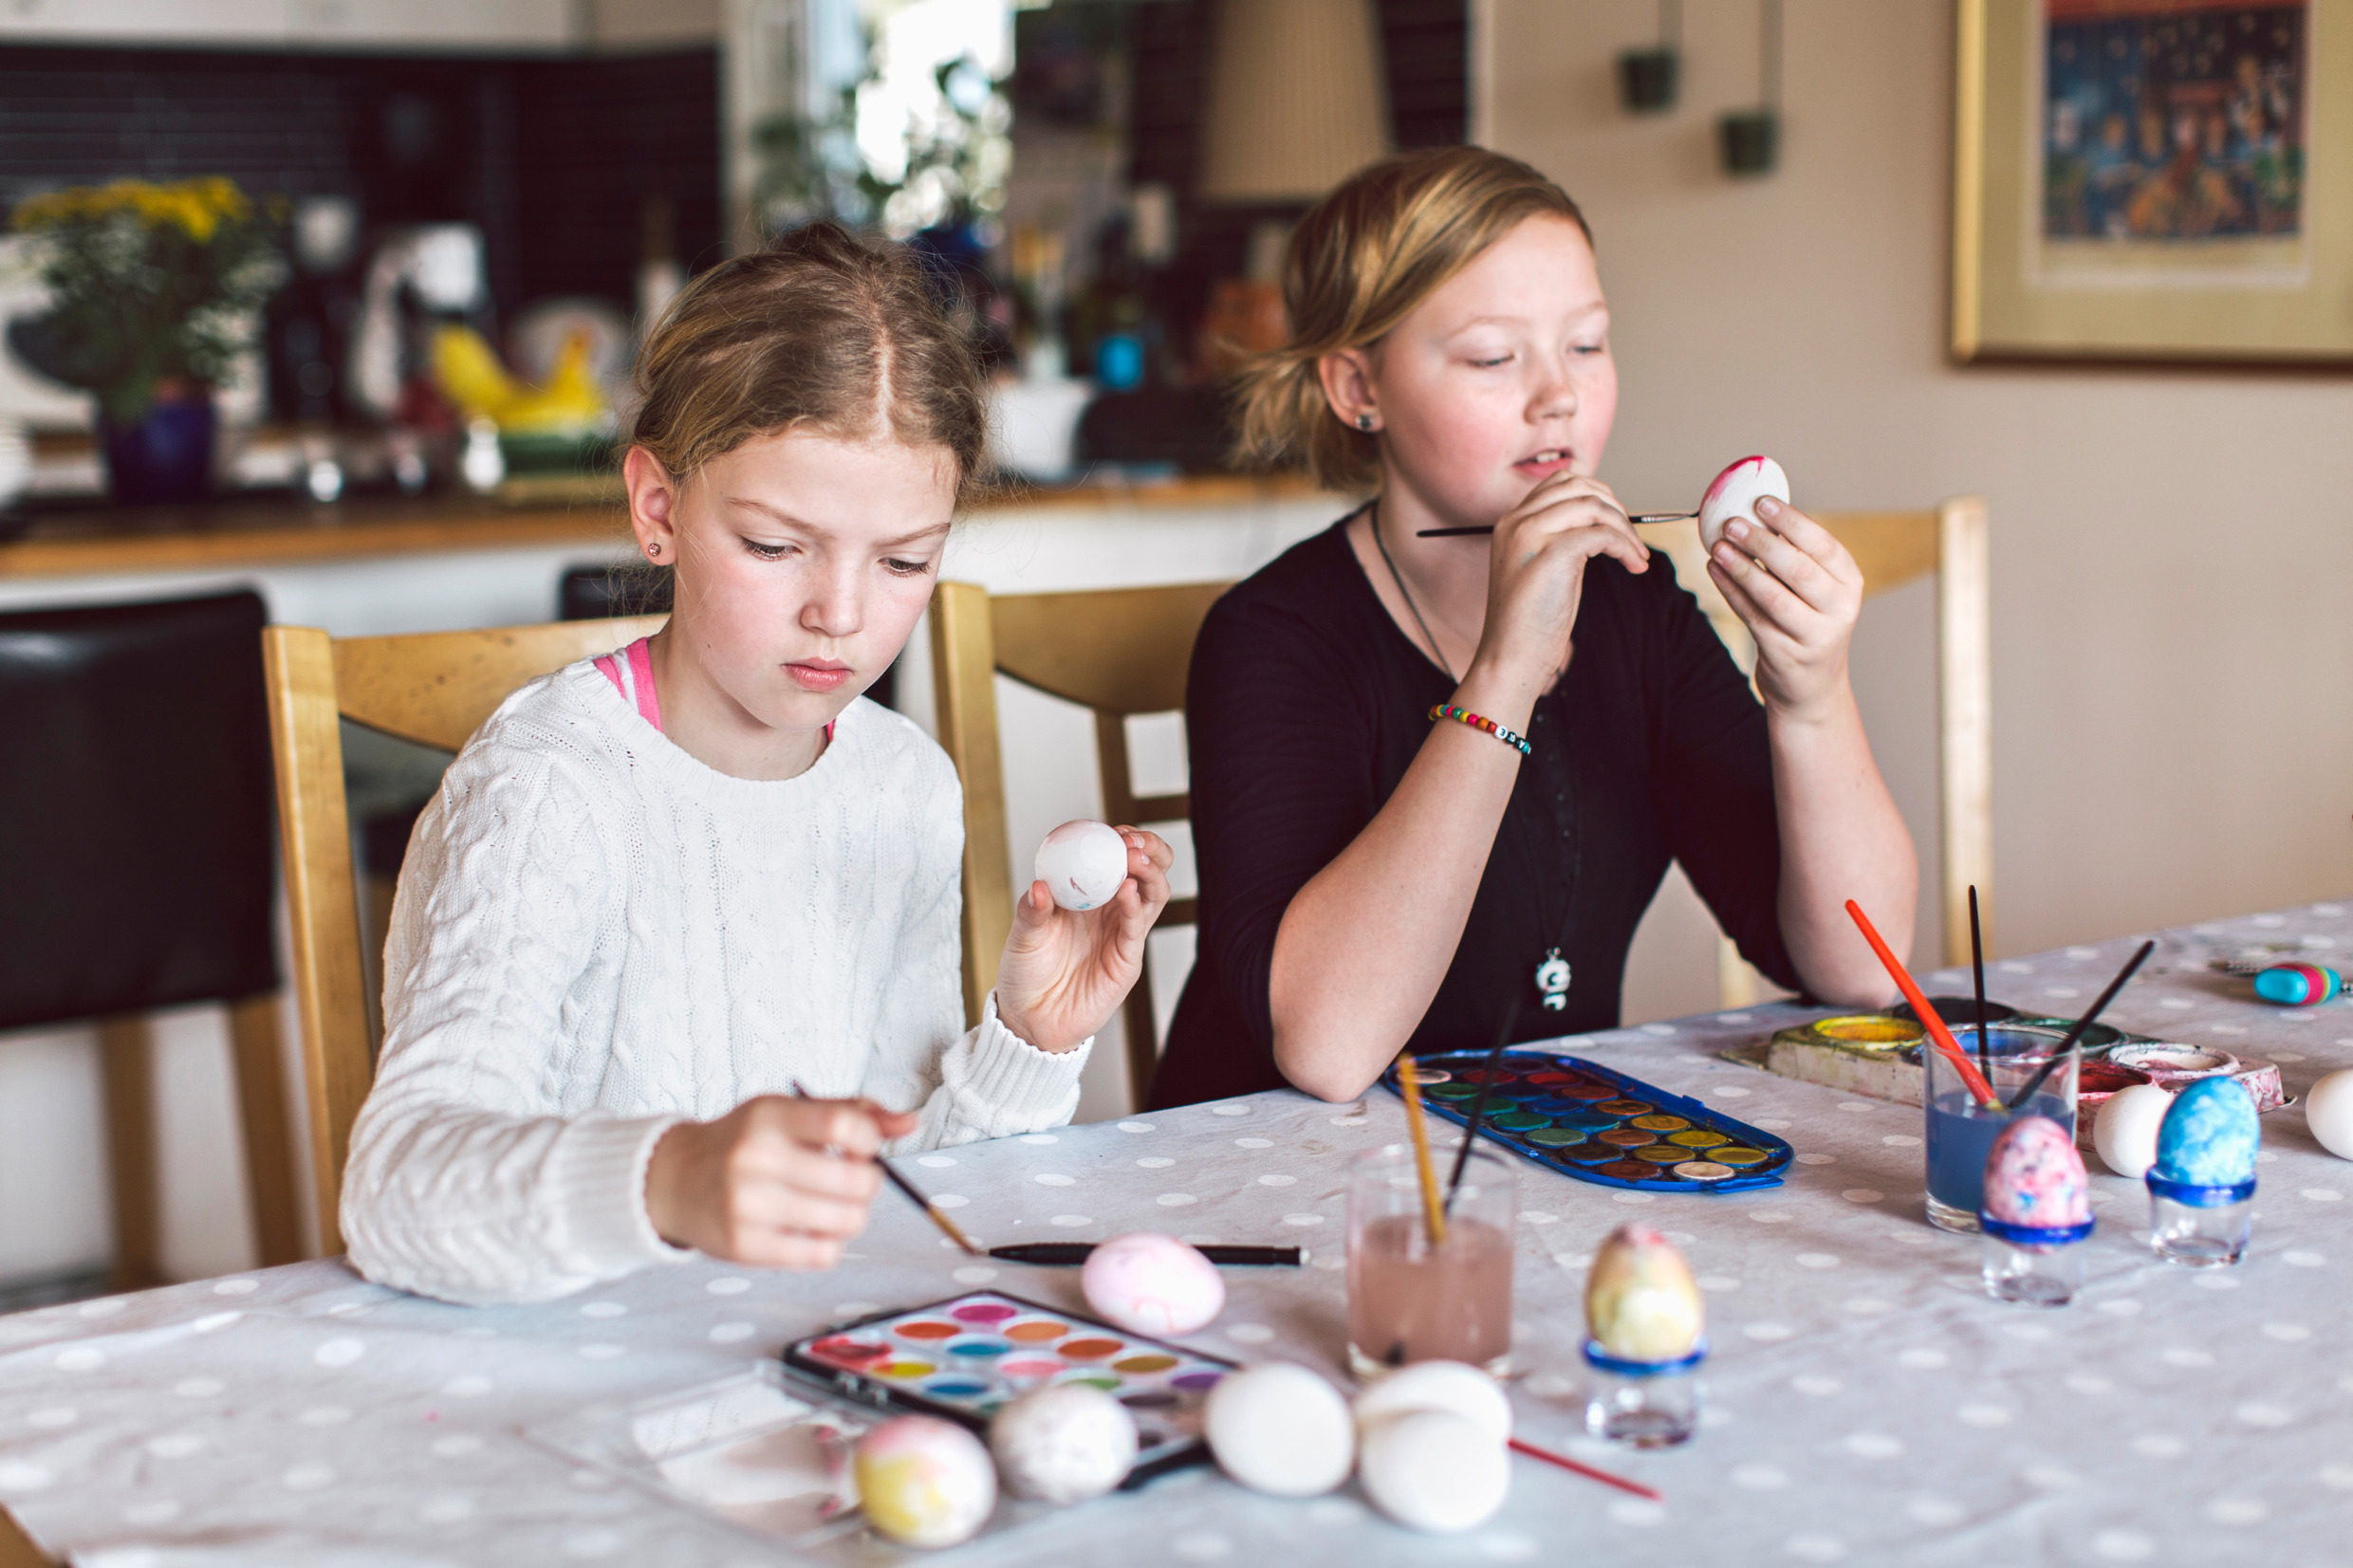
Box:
left=1471, top=471, right=1651, bottom=701
left=644, top=1096, right=920, bottom=1267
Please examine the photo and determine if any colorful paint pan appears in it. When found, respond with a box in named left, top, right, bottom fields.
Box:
left=784, top=1290, right=1241, bottom=1487
left=1380, top=1050, right=1793, bottom=1192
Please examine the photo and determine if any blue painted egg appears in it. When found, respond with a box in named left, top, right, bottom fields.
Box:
left=1982, top=1115, right=2090, bottom=1228
left=2152, top=1077, right=2260, bottom=1188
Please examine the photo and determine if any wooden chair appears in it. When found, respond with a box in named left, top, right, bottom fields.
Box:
left=261, top=614, right=667, bottom=1255
left=1638, top=497, right=1992, bottom=998
left=929, top=581, right=1227, bottom=1108
left=929, top=496, right=1992, bottom=1074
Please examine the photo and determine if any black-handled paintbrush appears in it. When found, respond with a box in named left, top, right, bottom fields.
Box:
left=1970, top=885, right=1992, bottom=1080
left=1443, top=991, right=1524, bottom=1214
left=2004, top=940, right=2154, bottom=1112
left=1419, top=512, right=1692, bottom=539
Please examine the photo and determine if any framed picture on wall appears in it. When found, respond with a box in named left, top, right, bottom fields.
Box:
left=1953, top=0, right=2353, bottom=364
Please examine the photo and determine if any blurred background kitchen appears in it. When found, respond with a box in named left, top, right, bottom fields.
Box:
left=5, top=2, right=2348, bottom=1315
left=0, top=0, right=1469, bottom=1304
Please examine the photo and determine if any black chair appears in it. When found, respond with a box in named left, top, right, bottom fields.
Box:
left=0, top=590, right=303, bottom=1287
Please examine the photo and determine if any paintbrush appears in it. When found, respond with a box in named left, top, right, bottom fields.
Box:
left=1396, top=1054, right=1449, bottom=1248
left=1444, top=993, right=1524, bottom=1215
left=877, top=1157, right=986, bottom=1257
left=1508, top=1436, right=1663, bottom=1503
left=2004, top=940, right=2154, bottom=1113
left=1418, top=512, right=1692, bottom=539
left=789, top=1079, right=983, bottom=1257
left=1970, top=885, right=1992, bottom=1080
left=1844, top=900, right=2003, bottom=1111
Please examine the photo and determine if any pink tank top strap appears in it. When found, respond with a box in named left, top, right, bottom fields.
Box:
left=591, top=636, right=664, bottom=732
left=594, top=635, right=837, bottom=743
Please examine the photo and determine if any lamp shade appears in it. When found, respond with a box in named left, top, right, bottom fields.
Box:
left=1197, top=0, right=1391, bottom=203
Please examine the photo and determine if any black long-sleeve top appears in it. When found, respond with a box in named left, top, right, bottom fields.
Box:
left=1148, top=514, right=1803, bottom=1109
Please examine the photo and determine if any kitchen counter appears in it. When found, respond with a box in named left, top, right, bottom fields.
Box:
left=0, top=472, right=1331, bottom=581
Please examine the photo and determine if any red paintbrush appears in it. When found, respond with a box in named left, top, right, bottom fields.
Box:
left=1844, top=900, right=2002, bottom=1111
left=1509, top=1436, right=1663, bottom=1503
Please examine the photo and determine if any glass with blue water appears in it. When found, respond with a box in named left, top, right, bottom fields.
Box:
left=1923, top=1023, right=2079, bottom=1233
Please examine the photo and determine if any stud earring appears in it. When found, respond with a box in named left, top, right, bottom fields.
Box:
left=1356, top=414, right=1376, bottom=432
left=647, top=543, right=660, bottom=559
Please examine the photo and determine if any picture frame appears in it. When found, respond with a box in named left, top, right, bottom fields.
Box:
left=1952, top=0, right=2353, bottom=366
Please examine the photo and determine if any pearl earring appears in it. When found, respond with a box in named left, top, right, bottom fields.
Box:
left=1356, top=414, right=1376, bottom=432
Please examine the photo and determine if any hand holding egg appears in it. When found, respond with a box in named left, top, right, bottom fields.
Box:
left=994, top=821, right=1175, bottom=1055
left=1695, top=453, right=1865, bottom=718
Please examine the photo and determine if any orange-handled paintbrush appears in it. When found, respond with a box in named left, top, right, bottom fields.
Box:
left=1844, top=900, right=2002, bottom=1111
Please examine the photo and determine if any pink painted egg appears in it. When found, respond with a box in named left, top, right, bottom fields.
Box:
left=1981, top=1115, right=2090, bottom=1229
left=1696, top=454, right=1790, bottom=550
left=1080, top=1231, right=1224, bottom=1337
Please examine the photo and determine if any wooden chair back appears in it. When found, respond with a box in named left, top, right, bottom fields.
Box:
left=930, top=580, right=1227, bottom=1107
left=1640, top=497, right=1992, bottom=995
left=261, top=615, right=668, bottom=1255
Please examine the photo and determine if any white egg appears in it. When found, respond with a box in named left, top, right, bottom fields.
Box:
left=2093, top=1081, right=2174, bottom=1178
left=1032, top=820, right=1131, bottom=912
left=1696, top=454, right=1791, bottom=551
left=989, top=1383, right=1138, bottom=1505
left=1358, top=1410, right=1510, bottom=1533
left=1351, top=1360, right=1511, bottom=1447
left=1081, top=1231, right=1225, bottom=1337
left=853, top=1414, right=996, bottom=1547
left=1203, top=1362, right=1354, bottom=1498
left=2305, top=1069, right=2353, bottom=1160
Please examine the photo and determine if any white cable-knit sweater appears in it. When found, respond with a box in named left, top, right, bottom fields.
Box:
left=343, top=661, right=1089, bottom=1306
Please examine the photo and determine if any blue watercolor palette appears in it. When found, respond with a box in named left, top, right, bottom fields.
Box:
left=1380, top=1050, right=1793, bottom=1192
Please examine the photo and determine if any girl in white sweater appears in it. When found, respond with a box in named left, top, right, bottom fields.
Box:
left=344, top=224, right=1173, bottom=1305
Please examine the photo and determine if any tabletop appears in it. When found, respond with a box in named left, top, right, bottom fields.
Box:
left=6, top=899, right=2352, bottom=1568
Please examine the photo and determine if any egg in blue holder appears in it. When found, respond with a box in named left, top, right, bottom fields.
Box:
left=2145, top=1077, right=2260, bottom=1267
left=1582, top=1339, right=1707, bottom=1449
left=1977, top=1116, right=2095, bottom=1307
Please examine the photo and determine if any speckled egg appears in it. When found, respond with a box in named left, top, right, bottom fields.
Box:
left=1584, top=1224, right=1703, bottom=1363
left=2153, top=1076, right=2261, bottom=1189
left=853, top=1415, right=996, bottom=1547
left=1081, top=1231, right=1225, bottom=1337
left=1033, top=821, right=1130, bottom=911
left=988, top=1383, right=1137, bottom=1505
left=1980, top=1115, right=2091, bottom=1229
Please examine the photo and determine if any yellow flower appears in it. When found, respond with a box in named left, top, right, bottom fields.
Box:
left=13, top=176, right=254, bottom=243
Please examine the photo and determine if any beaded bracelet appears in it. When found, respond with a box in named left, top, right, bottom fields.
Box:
left=1428, top=703, right=1531, bottom=755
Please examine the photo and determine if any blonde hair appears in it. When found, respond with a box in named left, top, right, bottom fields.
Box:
left=631, top=220, right=992, bottom=501
left=1229, top=146, right=1592, bottom=492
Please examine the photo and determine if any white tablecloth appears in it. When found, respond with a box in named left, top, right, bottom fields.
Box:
left=6, top=901, right=2352, bottom=1567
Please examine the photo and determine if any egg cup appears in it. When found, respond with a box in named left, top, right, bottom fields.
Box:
left=1581, top=1340, right=1704, bottom=1449
left=1976, top=1217, right=2092, bottom=1307
left=2145, top=1174, right=2255, bottom=1267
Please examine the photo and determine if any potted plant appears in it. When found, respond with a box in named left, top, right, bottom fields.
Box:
left=8, top=177, right=284, bottom=505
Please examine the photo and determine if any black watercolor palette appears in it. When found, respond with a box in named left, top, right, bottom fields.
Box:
left=1380, top=1050, right=1793, bottom=1193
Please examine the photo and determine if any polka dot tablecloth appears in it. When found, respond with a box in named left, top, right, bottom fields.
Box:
left=7, top=904, right=2353, bottom=1566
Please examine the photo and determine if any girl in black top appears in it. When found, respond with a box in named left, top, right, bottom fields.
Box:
left=1152, top=149, right=1916, bottom=1109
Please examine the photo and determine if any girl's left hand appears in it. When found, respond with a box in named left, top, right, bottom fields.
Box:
left=1706, top=495, right=1865, bottom=721
left=994, top=826, right=1174, bottom=1054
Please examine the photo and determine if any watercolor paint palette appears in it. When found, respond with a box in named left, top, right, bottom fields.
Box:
left=783, top=1291, right=1238, bottom=1483
left=1380, top=1050, right=1794, bottom=1192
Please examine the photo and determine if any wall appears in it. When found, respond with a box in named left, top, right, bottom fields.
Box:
left=1481, top=0, right=2353, bottom=1018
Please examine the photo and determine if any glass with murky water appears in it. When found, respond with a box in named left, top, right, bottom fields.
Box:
left=1346, top=1142, right=1514, bottom=1379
